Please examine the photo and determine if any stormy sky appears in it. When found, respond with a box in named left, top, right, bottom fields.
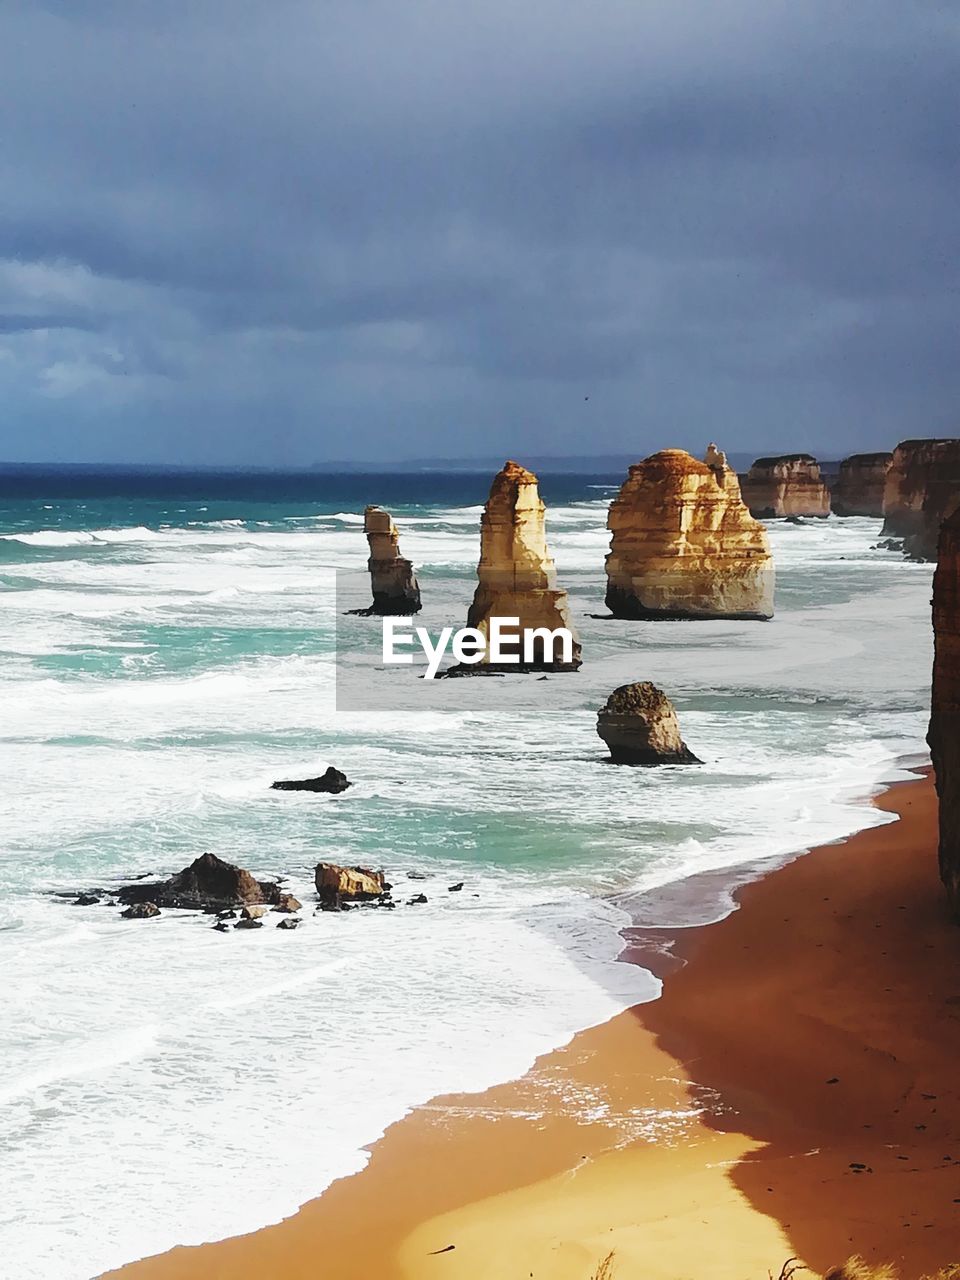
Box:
left=1, top=0, right=958, bottom=466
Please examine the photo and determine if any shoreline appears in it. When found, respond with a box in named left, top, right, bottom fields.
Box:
left=105, top=765, right=960, bottom=1280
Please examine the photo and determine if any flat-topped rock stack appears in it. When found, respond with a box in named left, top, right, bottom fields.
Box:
left=740, top=454, right=831, bottom=519
left=929, top=505, right=960, bottom=919
left=466, top=460, right=581, bottom=668
left=831, top=452, right=893, bottom=517
left=361, top=505, right=421, bottom=614
left=605, top=445, right=774, bottom=620
left=881, top=438, right=960, bottom=560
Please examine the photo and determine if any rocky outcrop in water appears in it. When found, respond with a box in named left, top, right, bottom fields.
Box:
left=118, top=852, right=280, bottom=911
left=271, top=766, right=351, bottom=794
left=604, top=446, right=774, bottom=620
left=464, top=460, right=581, bottom=669
left=359, top=505, right=421, bottom=615
left=831, top=452, right=893, bottom=518
left=597, top=682, right=701, bottom=765
left=928, top=506, right=960, bottom=920
left=121, top=901, right=160, bottom=920
left=740, top=454, right=831, bottom=519
left=315, top=862, right=388, bottom=910
left=882, top=439, right=960, bottom=560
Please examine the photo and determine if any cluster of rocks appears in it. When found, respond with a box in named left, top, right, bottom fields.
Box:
left=71, top=847, right=474, bottom=928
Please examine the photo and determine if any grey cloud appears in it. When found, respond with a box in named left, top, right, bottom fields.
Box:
left=0, top=0, right=958, bottom=464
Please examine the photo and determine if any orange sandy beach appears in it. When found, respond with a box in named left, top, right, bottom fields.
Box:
left=107, top=770, right=960, bottom=1280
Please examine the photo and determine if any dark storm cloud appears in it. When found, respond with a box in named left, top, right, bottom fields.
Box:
left=0, top=0, right=958, bottom=464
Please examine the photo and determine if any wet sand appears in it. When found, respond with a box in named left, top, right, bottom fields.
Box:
left=107, top=770, right=960, bottom=1280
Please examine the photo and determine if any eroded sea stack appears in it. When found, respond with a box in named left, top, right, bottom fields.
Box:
left=881, top=439, right=960, bottom=560
left=605, top=446, right=774, bottom=620
left=362, top=505, right=421, bottom=614
left=740, top=454, right=831, bottom=519
left=597, top=682, right=701, bottom=765
left=466, top=460, right=581, bottom=669
left=831, top=452, right=893, bottom=517
left=928, top=506, right=960, bottom=920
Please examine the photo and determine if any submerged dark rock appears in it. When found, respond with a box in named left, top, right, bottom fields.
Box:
left=271, top=766, right=351, bottom=794
left=117, top=852, right=280, bottom=912
left=234, top=917, right=263, bottom=930
left=75, top=893, right=101, bottom=906
left=277, top=917, right=301, bottom=930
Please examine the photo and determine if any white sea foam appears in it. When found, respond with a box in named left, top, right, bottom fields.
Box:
left=0, top=500, right=934, bottom=1280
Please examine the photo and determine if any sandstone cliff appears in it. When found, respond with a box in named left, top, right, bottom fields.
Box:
left=928, top=506, right=960, bottom=920
left=597, top=682, right=701, bottom=765
left=882, top=439, right=960, bottom=560
left=831, top=452, right=893, bottom=517
left=740, top=454, right=831, bottom=519
left=362, top=505, right=421, bottom=614
left=466, top=461, right=581, bottom=668
left=605, top=446, right=774, bottom=620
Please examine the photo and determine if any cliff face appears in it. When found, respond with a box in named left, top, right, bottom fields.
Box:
left=740, top=454, right=831, bottom=519
left=605, top=446, right=774, bottom=620
left=832, top=452, right=893, bottom=518
left=882, top=439, right=960, bottom=560
left=928, top=507, right=960, bottom=920
left=363, top=506, right=421, bottom=615
left=466, top=460, right=581, bottom=668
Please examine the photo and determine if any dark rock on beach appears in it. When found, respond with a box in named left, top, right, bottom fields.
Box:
left=234, top=917, right=263, bottom=930
left=117, top=852, right=280, bottom=912
left=271, top=766, right=351, bottom=794
left=408, top=893, right=428, bottom=905
left=277, top=917, right=301, bottom=930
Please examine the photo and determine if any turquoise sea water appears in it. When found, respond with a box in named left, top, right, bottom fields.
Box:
left=0, top=469, right=934, bottom=1279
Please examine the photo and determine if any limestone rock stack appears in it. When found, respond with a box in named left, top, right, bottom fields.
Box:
left=928, top=507, right=960, bottom=920
left=881, top=439, right=960, bottom=560
left=604, top=446, right=774, bottom=620
left=831, top=452, right=893, bottom=517
left=597, top=682, right=701, bottom=765
left=466, top=460, right=581, bottom=669
left=362, top=505, right=421, bottom=614
left=740, top=454, right=831, bottom=519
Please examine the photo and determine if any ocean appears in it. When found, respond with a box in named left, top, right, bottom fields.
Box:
left=0, top=468, right=934, bottom=1280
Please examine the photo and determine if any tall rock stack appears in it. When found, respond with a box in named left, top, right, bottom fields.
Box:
left=466, top=460, right=581, bottom=669
left=928, top=507, right=960, bottom=920
left=740, top=454, right=831, bottom=519
left=605, top=446, right=774, bottom=620
left=832, top=452, right=893, bottom=517
left=881, top=438, right=960, bottom=560
left=362, top=506, right=421, bottom=615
